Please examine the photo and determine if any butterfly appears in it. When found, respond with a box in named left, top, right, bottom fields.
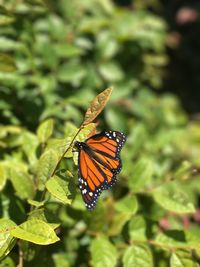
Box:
left=74, top=130, right=126, bottom=210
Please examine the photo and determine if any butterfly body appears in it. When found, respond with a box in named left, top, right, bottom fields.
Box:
left=75, top=131, right=126, bottom=210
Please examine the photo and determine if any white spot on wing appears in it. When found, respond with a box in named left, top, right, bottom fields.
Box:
left=82, top=189, right=87, bottom=194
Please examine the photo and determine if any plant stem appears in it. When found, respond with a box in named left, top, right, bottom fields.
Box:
left=38, top=125, right=84, bottom=203
left=17, top=241, right=23, bottom=267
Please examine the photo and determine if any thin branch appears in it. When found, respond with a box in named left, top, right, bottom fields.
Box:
left=39, top=125, right=84, bottom=203
left=17, top=241, right=23, bottom=267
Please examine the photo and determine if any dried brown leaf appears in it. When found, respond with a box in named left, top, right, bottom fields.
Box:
left=83, top=87, right=113, bottom=126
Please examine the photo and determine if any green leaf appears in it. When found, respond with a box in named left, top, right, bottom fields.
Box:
left=155, top=230, right=188, bottom=249
left=47, top=123, right=96, bottom=162
left=0, top=53, right=16, bottom=72
left=170, top=250, right=198, bottom=267
left=55, top=43, right=83, bottom=58
left=37, top=149, right=58, bottom=190
left=27, top=199, right=45, bottom=207
left=46, top=137, right=72, bottom=159
left=37, top=118, right=54, bottom=143
left=46, top=175, right=73, bottom=204
left=58, top=61, right=86, bottom=84
left=129, top=215, right=147, bottom=241
left=0, top=256, right=15, bottom=267
left=115, top=195, right=138, bottom=214
left=75, top=123, right=97, bottom=144
left=0, top=163, right=7, bottom=191
left=10, top=220, right=59, bottom=245
left=122, top=245, right=153, bottom=267
left=0, top=219, right=16, bottom=260
left=28, top=208, right=47, bottom=222
left=152, top=185, right=195, bottom=214
left=98, top=62, right=124, bottom=82
left=0, top=5, right=14, bottom=25
left=128, top=157, right=153, bottom=192
left=52, top=253, right=70, bottom=267
left=21, top=131, right=39, bottom=165
left=9, top=168, right=35, bottom=200
left=91, top=237, right=118, bottom=267
left=108, top=212, right=131, bottom=236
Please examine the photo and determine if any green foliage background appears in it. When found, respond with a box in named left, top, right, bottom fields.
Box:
left=0, top=0, right=200, bottom=266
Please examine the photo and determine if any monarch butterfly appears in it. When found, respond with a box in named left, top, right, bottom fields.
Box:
left=74, top=130, right=126, bottom=210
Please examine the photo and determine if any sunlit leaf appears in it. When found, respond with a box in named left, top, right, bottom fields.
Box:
left=129, top=215, right=147, bottom=241
left=122, top=245, right=153, bottom=267
left=37, top=149, right=58, bottom=190
left=155, top=230, right=190, bottom=249
left=0, top=163, right=7, bottom=191
left=27, top=199, right=45, bottom=208
left=115, top=195, right=138, bottom=214
left=170, top=249, right=198, bottom=267
left=0, top=219, right=16, bottom=260
left=37, top=118, right=54, bottom=143
left=128, top=157, right=153, bottom=192
left=152, top=186, right=195, bottom=214
left=83, top=87, right=113, bottom=125
left=91, top=237, right=117, bottom=267
left=9, top=168, right=35, bottom=200
left=10, top=219, right=59, bottom=245
left=21, top=131, right=39, bottom=165
left=46, top=175, right=74, bottom=204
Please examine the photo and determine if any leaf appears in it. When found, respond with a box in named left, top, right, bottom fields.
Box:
left=76, top=123, right=97, bottom=142
left=170, top=250, right=198, bottom=267
left=55, top=43, right=83, bottom=58
left=83, top=87, right=113, bottom=126
left=37, top=149, right=58, bottom=190
left=52, top=253, right=70, bottom=267
left=37, top=118, right=54, bottom=143
left=174, top=161, right=192, bottom=180
left=115, top=195, right=138, bottom=214
left=47, top=122, right=96, bottom=160
left=98, top=62, right=124, bottom=82
left=10, top=220, right=59, bottom=245
left=27, top=199, right=45, bottom=207
left=0, top=256, right=15, bottom=267
left=129, top=215, right=147, bottom=241
left=28, top=208, right=47, bottom=222
left=122, top=245, right=153, bottom=267
left=58, top=61, right=86, bottom=84
left=0, top=163, right=7, bottom=191
left=91, top=237, right=118, bottom=267
left=128, top=157, right=153, bottom=192
left=21, top=131, right=39, bottom=165
left=108, top=213, right=131, bottom=236
left=0, top=53, right=16, bottom=72
left=155, top=230, right=189, bottom=249
left=69, top=122, right=97, bottom=157
left=152, top=186, right=195, bottom=214
left=9, top=168, right=35, bottom=200
left=0, top=6, right=14, bottom=26
left=46, top=137, right=73, bottom=159
left=46, top=175, right=74, bottom=204
left=0, top=219, right=16, bottom=260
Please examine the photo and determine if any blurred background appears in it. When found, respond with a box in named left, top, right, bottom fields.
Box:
left=1, top=0, right=200, bottom=266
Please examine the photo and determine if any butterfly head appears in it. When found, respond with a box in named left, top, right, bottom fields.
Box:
left=74, top=140, right=88, bottom=151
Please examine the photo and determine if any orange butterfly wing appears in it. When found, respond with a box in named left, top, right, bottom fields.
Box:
left=75, top=131, right=126, bottom=210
